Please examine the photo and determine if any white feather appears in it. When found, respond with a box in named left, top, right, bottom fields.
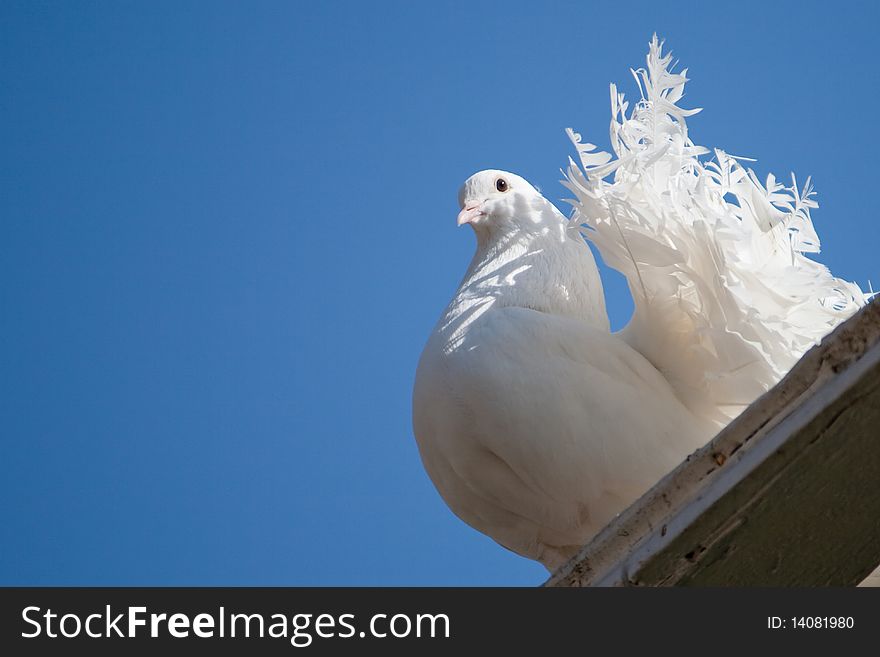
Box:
left=564, top=35, right=867, bottom=426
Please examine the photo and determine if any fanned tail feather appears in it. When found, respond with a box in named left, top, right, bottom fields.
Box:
left=563, top=35, right=868, bottom=426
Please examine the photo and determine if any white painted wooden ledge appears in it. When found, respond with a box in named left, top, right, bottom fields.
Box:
left=546, top=299, right=880, bottom=586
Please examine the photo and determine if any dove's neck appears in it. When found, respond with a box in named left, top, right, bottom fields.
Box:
left=448, top=223, right=609, bottom=330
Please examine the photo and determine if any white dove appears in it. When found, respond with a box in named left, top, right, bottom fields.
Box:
left=412, top=37, right=868, bottom=573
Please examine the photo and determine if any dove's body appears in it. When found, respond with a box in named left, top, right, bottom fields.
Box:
left=413, top=172, right=712, bottom=569
left=414, top=39, right=867, bottom=576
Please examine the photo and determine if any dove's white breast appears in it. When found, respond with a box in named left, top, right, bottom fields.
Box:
left=413, top=228, right=713, bottom=570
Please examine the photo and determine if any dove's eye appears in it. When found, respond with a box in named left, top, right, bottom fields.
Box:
left=495, top=178, right=509, bottom=192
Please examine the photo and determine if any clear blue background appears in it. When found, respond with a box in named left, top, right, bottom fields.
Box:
left=2, top=1, right=877, bottom=585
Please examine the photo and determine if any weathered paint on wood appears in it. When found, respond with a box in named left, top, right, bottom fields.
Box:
left=546, top=299, right=880, bottom=587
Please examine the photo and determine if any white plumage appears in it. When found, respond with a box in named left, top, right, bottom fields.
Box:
left=413, top=37, right=868, bottom=572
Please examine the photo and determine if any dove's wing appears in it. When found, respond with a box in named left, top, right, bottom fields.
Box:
left=563, top=37, right=868, bottom=427
left=413, top=303, right=712, bottom=570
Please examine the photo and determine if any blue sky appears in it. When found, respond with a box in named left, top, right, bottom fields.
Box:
left=1, top=1, right=877, bottom=586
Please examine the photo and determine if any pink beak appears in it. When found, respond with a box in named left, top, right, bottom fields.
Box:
left=457, top=202, right=485, bottom=226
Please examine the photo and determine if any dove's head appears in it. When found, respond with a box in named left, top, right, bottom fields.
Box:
left=456, top=169, right=564, bottom=241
